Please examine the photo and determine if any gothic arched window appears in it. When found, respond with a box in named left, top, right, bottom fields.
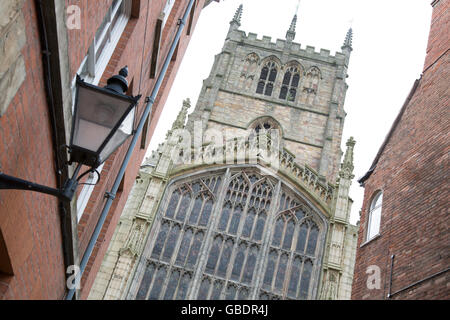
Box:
left=134, top=169, right=324, bottom=301
left=256, top=61, right=278, bottom=96
left=367, top=191, right=382, bottom=241
left=279, top=66, right=300, bottom=101
left=259, top=194, right=320, bottom=300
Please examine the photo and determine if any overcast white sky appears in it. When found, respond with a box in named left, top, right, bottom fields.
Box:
left=146, top=0, right=433, bottom=225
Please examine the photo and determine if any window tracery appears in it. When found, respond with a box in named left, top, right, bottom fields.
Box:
left=135, top=169, right=324, bottom=300
left=239, top=53, right=260, bottom=90
left=256, top=61, right=278, bottom=96
left=301, top=67, right=321, bottom=105
left=279, top=66, right=300, bottom=101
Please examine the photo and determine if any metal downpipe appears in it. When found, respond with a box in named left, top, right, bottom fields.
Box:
left=65, top=0, right=196, bottom=300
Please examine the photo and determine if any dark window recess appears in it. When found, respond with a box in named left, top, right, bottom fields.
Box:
left=0, top=228, right=13, bottom=275
left=279, top=67, right=300, bottom=101
left=256, top=61, right=277, bottom=97
left=186, top=0, right=197, bottom=35
left=140, top=116, right=149, bottom=149
left=118, top=173, right=125, bottom=192
left=256, top=81, right=265, bottom=94
left=150, top=18, right=163, bottom=79
left=171, top=40, right=180, bottom=62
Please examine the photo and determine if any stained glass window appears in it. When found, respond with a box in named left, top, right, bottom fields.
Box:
left=135, top=170, right=323, bottom=300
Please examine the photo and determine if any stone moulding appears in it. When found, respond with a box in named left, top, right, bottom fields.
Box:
left=168, top=133, right=335, bottom=213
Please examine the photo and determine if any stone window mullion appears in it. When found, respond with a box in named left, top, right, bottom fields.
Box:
left=250, top=180, right=282, bottom=299
left=188, top=169, right=231, bottom=299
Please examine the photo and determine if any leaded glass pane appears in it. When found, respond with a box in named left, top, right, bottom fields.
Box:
left=288, top=257, right=302, bottom=298
left=217, top=239, right=233, bottom=277
left=163, top=269, right=181, bottom=299
left=137, top=171, right=324, bottom=301
left=260, top=67, right=268, bottom=80
left=252, top=213, right=266, bottom=241
left=268, top=68, right=277, bottom=82
left=136, top=263, right=155, bottom=300
left=274, top=253, right=288, bottom=292
left=175, top=193, right=191, bottom=222
left=238, top=287, right=249, bottom=300
left=162, top=224, right=181, bottom=262
left=165, top=190, right=180, bottom=218
left=272, top=217, right=284, bottom=246
left=148, top=266, right=167, bottom=300
left=231, top=243, right=246, bottom=281
left=176, top=273, right=191, bottom=300
left=189, top=196, right=203, bottom=225
left=205, top=236, right=222, bottom=274
left=151, top=222, right=169, bottom=259
left=175, top=229, right=193, bottom=266
left=292, top=73, right=300, bottom=87
left=296, top=223, right=308, bottom=253
left=242, top=208, right=256, bottom=238
left=186, top=232, right=204, bottom=268
left=197, top=278, right=211, bottom=299
left=299, top=260, right=313, bottom=299
left=295, top=208, right=305, bottom=221
left=211, top=281, right=224, bottom=299
left=282, top=219, right=295, bottom=250
left=242, top=246, right=258, bottom=284
left=228, top=205, right=242, bottom=235
left=263, top=250, right=277, bottom=290
left=282, top=71, right=291, bottom=85
left=218, top=203, right=231, bottom=231
left=264, top=83, right=273, bottom=96
left=225, top=285, right=237, bottom=299
left=199, top=199, right=213, bottom=226
left=306, top=225, right=319, bottom=256
left=256, top=81, right=265, bottom=94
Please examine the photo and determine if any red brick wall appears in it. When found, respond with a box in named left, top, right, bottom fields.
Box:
left=0, top=1, right=66, bottom=299
left=0, top=0, right=206, bottom=299
left=423, top=0, right=449, bottom=72
left=352, top=0, right=449, bottom=300
left=70, top=0, right=207, bottom=299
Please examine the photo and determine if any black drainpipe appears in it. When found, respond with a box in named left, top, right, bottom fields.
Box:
left=35, top=0, right=75, bottom=293
left=65, top=0, right=196, bottom=300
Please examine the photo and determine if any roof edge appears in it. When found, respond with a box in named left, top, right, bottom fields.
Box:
left=358, top=78, right=421, bottom=186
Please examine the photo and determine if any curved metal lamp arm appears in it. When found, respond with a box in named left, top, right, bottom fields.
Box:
left=0, top=163, right=83, bottom=202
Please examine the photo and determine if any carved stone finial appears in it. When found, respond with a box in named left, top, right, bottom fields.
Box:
left=342, top=27, right=353, bottom=50
left=339, top=136, right=355, bottom=179
left=286, top=14, right=297, bottom=41
left=231, top=4, right=243, bottom=25
left=166, top=98, right=191, bottom=139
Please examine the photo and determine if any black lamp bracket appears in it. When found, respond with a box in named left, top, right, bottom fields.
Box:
left=0, top=162, right=84, bottom=202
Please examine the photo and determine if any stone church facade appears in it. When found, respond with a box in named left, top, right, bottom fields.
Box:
left=89, top=6, right=358, bottom=300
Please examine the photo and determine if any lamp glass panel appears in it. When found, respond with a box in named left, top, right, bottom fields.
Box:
left=99, top=106, right=135, bottom=163
left=72, top=84, right=132, bottom=153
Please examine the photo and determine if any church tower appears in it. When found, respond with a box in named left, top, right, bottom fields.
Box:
left=89, top=5, right=358, bottom=300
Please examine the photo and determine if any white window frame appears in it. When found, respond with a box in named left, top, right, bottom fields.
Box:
left=366, top=192, right=383, bottom=241
left=71, top=0, right=132, bottom=222
left=162, top=0, right=176, bottom=29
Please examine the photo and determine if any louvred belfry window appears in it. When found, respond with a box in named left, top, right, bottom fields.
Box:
left=279, top=66, right=300, bottom=101
left=256, top=61, right=278, bottom=96
left=135, top=169, right=324, bottom=300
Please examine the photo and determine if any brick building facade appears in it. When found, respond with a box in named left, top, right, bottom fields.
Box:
left=0, top=0, right=218, bottom=300
left=89, top=5, right=358, bottom=300
left=352, top=0, right=449, bottom=300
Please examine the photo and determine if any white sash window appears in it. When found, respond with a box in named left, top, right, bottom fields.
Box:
left=72, top=0, right=132, bottom=222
